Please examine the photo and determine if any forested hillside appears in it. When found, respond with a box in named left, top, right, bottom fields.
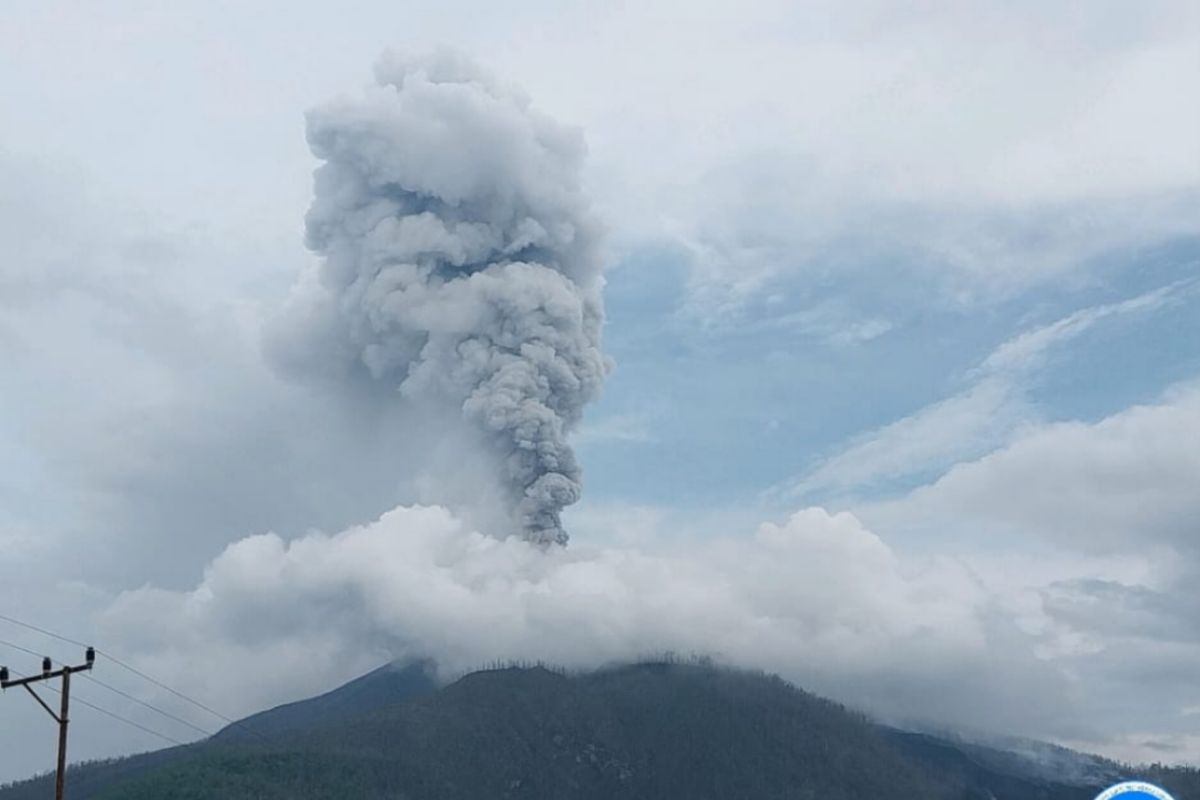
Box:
left=2, top=661, right=1196, bottom=800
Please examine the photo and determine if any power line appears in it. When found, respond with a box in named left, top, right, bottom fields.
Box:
left=94, top=650, right=236, bottom=725
left=0, top=612, right=235, bottom=724
left=0, top=637, right=47, bottom=660
left=91, top=653, right=273, bottom=744
left=71, top=694, right=189, bottom=748
left=0, top=612, right=269, bottom=743
left=0, top=613, right=88, bottom=649
left=3, top=635, right=217, bottom=737
left=80, top=673, right=215, bottom=739
left=4, top=667, right=189, bottom=748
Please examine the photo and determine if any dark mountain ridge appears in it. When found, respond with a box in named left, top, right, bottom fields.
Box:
left=212, top=660, right=437, bottom=743
left=1, top=660, right=1195, bottom=800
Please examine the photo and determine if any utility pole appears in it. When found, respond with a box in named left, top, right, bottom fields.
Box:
left=1, top=648, right=95, bottom=800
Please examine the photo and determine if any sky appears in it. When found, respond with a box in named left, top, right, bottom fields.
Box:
left=1, top=0, right=1200, bottom=784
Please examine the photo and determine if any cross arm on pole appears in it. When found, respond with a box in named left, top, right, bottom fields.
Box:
left=0, top=663, right=91, bottom=690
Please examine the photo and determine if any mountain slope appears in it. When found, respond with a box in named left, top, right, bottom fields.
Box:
left=0, top=661, right=436, bottom=800
left=213, top=660, right=436, bottom=743
left=97, top=662, right=959, bottom=800
left=3, top=660, right=1198, bottom=800
left=884, top=731, right=1099, bottom=800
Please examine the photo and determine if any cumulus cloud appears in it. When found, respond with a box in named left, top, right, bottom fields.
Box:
left=1037, top=571, right=1200, bottom=763
left=269, top=50, right=608, bottom=546
left=852, top=380, right=1200, bottom=760
left=867, top=381, right=1200, bottom=554
left=98, top=502, right=1076, bottom=740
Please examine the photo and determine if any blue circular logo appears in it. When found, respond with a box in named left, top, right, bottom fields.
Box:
left=1094, top=781, right=1175, bottom=800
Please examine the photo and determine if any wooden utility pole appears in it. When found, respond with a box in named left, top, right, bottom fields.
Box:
left=1, top=648, right=95, bottom=800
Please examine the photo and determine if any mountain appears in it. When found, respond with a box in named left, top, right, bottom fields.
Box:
left=1, top=660, right=1197, bottom=799
left=89, top=662, right=958, bottom=800
left=893, top=729, right=1126, bottom=788
left=884, top=730, right=1099, bottom=800
left=212, top=660, right=437, bottom=743
left=0, top=661, right=437, bottom=800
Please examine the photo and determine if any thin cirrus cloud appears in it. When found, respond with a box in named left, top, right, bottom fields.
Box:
left=773, top=281, right=1194, bottom=504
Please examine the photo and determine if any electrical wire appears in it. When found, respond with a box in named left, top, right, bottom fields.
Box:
left=3, top=668, right=190, bottom=748
left=80, top=674, right=215, bottom=738
left=0, top=612, right=269, bottom=742
left=70, top=695, right=190, bottom=747
left=0, top=613, right=89, bottom=648
left=0, top=612, right=234, bottom=723
left=0, top=636, right=47, bottom=661
left=95, top=650, right=236, bottom=725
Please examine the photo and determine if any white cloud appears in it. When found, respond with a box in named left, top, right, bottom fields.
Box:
left=584, top=1, right=1200, bottom=311
left=975, top=282, right=1188, bottom=375
left=89, top=494, right=1200, bottom=762
left=3, top=2, right=1197, bottom=317
left=846, top=380, right=1200, bottom=761
left=95, top=502, right=1081, bottom=742
left=866, top=381, right=1200, bottom=554
left=776, top=284, right=1186, bottom=502
left=779, top=376, right=1024, bottom=502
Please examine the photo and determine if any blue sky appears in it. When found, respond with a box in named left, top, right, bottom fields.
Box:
left=576, top=233, right=1200, bottom=512
left=1, top=0, right=1199, bottom=782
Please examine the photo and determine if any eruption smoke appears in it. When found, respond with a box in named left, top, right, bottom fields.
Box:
left=277, top=51, right=607, bottom=545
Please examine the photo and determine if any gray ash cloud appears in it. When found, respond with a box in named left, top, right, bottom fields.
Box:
left=272, top=50, right=608, bottom=545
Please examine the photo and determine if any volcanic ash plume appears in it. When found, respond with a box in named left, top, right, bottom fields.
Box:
left=275, top=51, right=607, bottom=546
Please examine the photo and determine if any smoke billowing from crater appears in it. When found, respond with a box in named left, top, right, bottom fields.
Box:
left=273, top=51, right=608, bottom=545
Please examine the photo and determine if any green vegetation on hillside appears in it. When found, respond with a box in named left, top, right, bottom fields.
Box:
left=97, top=663, right=955, bottom=800
left=3, top=661, right=1197, bottom=800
